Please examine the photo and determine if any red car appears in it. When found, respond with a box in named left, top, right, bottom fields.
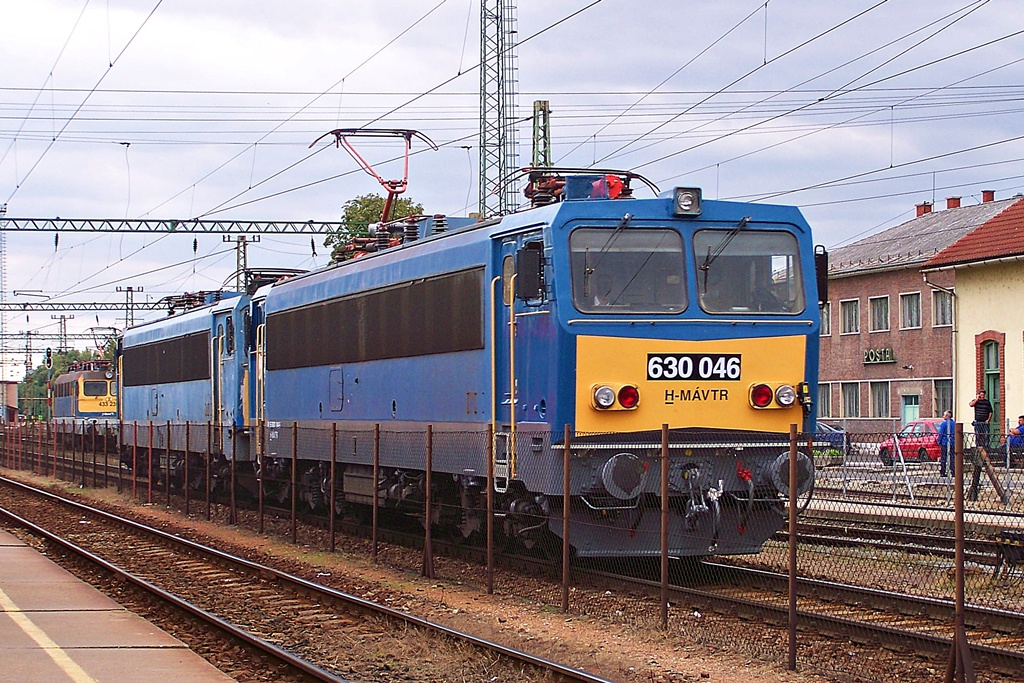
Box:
left=879, top=418, right=945, bottom=465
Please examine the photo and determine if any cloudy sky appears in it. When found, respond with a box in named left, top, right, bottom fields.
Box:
left=2, top=0, right=1024, bottom=375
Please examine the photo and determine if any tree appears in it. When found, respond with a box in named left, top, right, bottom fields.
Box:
left=324, top=193, right=423, bottom=264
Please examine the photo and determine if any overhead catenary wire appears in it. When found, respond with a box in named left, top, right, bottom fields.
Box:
left=3, top=0, right=165, bottom=205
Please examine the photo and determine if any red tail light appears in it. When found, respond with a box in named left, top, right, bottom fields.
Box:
left=618, top=385, right=640, bottom=409
left=751, top=384, right=773, bottom=408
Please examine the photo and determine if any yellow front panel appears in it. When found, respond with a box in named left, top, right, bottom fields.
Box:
left=575, top=334, right=806, bottom=433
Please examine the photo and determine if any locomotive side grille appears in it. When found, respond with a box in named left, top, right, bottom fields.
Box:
left=122, top=331, right=210, bottom=386
left=266, top=266, right=485, bottom=371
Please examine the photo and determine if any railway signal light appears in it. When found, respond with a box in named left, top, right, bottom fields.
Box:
left=45, top=347, right=52, bottom=368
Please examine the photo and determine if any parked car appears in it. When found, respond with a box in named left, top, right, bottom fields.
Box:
left=879, top=418, right=944, bottom=466
left=814, top=422, right=848, bottom=452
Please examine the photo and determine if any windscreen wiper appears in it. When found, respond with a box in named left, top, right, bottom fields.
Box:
left=700, top=216, right=749, bottom=290
left=584, top=212, right=632, bottom=297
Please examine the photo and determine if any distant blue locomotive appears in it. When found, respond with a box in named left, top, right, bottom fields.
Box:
left=119, top=169, right=824, bottom=558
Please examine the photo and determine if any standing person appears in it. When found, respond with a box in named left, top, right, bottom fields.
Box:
left=936, top=410, right=955, bottom=477
left=969, top=389, right=994, bottom=452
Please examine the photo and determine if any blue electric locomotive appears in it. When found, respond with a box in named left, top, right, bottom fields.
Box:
left=118, top=168, right=825, bottom=559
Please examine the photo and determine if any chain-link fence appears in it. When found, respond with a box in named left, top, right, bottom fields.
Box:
left=1, top=418, right=1020, bottom=680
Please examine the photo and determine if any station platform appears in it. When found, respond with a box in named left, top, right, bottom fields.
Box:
left=0, top=529, right=232, bottom=683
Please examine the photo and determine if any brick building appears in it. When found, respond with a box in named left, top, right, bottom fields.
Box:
left=820, top=192, right=1019, bottom=432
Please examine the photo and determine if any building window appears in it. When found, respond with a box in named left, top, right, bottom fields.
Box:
left=933, top=290, right=952, bottom=326
left=840, top=299, right=859, bottom=334
left=841, top=382, right=860, bottom=417
left=900, top=292, right=921, bottom=329
left=869, top=296, right=889, bottom=332
left=820, top=302, right=831, bottom=336
left=934, top=379, right=952, bottom=416
left=870, top=381, right=890, bottom=417
left=984, top=340, right=1001, bottom=434
left=818, top=383, right=832, bottom=418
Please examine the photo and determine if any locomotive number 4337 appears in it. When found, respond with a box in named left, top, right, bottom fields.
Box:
left=647, top=353, right=742, bottom=381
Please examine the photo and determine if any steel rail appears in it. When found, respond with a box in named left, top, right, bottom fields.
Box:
left=0, top=504, right=348, bottom=683
left=0, top=475, right=615, bottom=683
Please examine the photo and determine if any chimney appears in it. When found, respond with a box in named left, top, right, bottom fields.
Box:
left=982, top=189, right=995, bottom=203
left=946, top=196, right=961, bottom=210
left=916, top=201, right=932, bottom=217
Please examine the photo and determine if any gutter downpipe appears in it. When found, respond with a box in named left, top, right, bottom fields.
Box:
left=923, top=271, right=957, bottom=419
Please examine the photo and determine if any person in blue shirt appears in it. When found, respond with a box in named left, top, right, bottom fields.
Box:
left=995, top=415, right=1024, bottom=465
left=936, top=410, right=954, bottom=477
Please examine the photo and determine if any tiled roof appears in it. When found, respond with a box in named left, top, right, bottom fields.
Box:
left=828, top=198, right=1018, bottom=276
left=924, top=197, right=1024, bottom=269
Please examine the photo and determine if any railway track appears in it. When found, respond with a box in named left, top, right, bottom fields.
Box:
left=779, top=520, right=1002, bottom=565
left=0, top=475, right=615, bottom=683
left=7, top=445, right=1024, bottom=679
left=591, top=559, right=1024, bottom=676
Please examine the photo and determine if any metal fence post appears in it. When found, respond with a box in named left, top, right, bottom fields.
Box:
left=562, top=424, right=572, bottom=613
left=230, top=426, right=238, bottom=525
left=69, top=422, right=75, bottom=484
left=102, top=421, right=109, bottom=488
left=116, top=418, right=122, bottom=493
left=184, top=422, right=191, bottom=515
left=329, top=423, right=337, bottom=553
left=165, top=420, right=171, bottom=505
left=206, top=421, right=212, bottom=521
left=91, top=422, right=97, bottom=487
left=788, top=423, right=799, bottom=671
left=661, top=423, right=670, bottom=629
left=132, top=421, right=138, bottom=499
left=946, top=423, right=976, bottom=683
left=372, top=424, right=380, bottom=564
left=422, top=424, right=434, bottom=579
left=486, top=423, right=494, bottom=595
left=258, top=420, right=265, bottom=534
left=290, top=422, right=297, bottom=543
left=147, top=421, right=154, bottom=504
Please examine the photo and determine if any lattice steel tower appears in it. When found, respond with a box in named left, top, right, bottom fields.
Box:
left=479, top=0, right=519, bottom=218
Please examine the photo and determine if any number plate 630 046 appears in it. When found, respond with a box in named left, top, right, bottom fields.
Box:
left=646, top=353, right=741, bottom=381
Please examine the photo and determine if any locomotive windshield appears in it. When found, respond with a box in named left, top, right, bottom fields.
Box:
left=694, top=229, right=804, bottom=314
left=83, top=380, right=107, bottom=396
left=570, top=228, right=686, bottom=314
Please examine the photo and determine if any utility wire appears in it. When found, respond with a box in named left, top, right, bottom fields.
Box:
left=0, top=0, right=91, bottom=172
left=594, top=0, right=890, bottom=165
left=146, top=1, right=451, bottom=219
left=631, top=0, right=987, bottom=170
left=4, top=0, right=164, bottom=205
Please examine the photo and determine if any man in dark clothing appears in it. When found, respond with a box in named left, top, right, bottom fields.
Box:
left=967, top=390, right=994, bottom=501
left=969, top=390, right=993, bottom=451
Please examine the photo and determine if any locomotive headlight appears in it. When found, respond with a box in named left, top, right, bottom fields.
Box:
left=750, top=383, right=773, bottom=408
left=617, top=385, right=640, bottom=409
left=672, top=187, right=702, bottom=216
left=775, top=385, right=797, bottom=407
left=594, top=385, right=616, bottom=409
